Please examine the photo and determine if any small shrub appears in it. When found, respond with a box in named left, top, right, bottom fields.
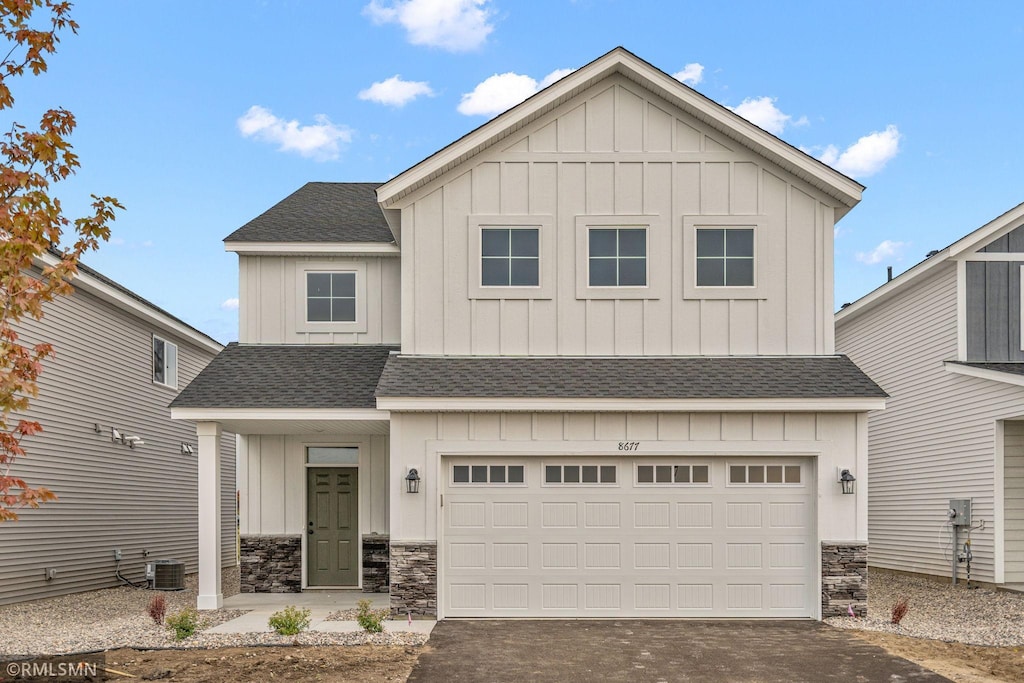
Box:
left=166, top=607, right=201, bottom=641
left=147, top=594, right=167, bottom=625
left=356, top=599, right=389, bottom=633
left=891, top=597, right=910, bottom=625
left=268, top=605, right=311, bottom=636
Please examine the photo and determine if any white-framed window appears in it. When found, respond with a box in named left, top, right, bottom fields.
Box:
left=306, top=272, right=356, bottom=322
left=574, top=215, right=667, bottom=300
left=295, top=260, right=367, bottom=333
left=468, top=215, right=555, bottom=300
left=683, top=215, right=768, bottom=300
left=728, top=463, right=801, bottom=485
left=451, top=464, right=526, bottom=485
left=152, top=335, right=177, bottom=389
left=307, top=446, right=360, bottom=465
left=481, top=228, right=540, bottom=287
left=635, top=463, right=710, bottom=486
left=543, top=463, right=617, bottom=485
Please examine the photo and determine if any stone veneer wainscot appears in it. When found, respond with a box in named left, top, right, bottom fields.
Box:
left=390, top=541, right=436, bottom=616
left=821, top=542, right=868, bottom=617
left=240, top=535, right=302, bottom=593
left=362, top=533, right=389, bottom=593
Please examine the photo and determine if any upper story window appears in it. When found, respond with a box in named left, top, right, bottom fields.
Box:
left=481, top=228, right=539, bottom=287
left=152, top=336, right=177, bottom=388
left=696, top=228, right=754, bottom=287
left=306, top=272, right=356, bottom=322
left=588, top=228, right=647, bottom=287
left=683, top=215, right=768, bottom=300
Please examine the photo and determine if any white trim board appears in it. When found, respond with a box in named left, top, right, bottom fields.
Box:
left=226, top=242, right=399, bottom=256
left=376, top=397, right=886, bottom=413
left=944, top=362, right=1024, bottom=388
left=171, top=408, right=391, bottom=421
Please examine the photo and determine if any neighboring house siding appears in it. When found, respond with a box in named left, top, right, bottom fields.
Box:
left=395, top=74, right=839, bottom=357
left=0, top=281, right=236, bottom=605
left=238, top=255, right=400, bottom=344
left=837, top=262, right=1024, bottom=582
left=965, top=260, right=1024, bottom=361
left=238, top=434, right=388, bottom=537
left=1006, top=420, right=1024, bottom=582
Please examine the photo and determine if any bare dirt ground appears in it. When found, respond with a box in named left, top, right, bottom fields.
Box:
left=853, top=631, right=1024, bottom=683
left=7, top=645, right=422, bottom=682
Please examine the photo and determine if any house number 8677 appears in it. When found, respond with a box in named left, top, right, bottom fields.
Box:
left=618, top=442, right=640, bottom=451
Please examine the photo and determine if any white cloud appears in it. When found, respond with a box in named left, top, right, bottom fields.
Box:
left=363, top=0, right=494, bottom=52
left=819, top=125, right=901, bottom=178
left=221, top=298, right=239, bottom=311
left=237, top=105, right=353, bottom=161
left=728, top=96, right=795, bottom=135
left=856, top=239, right=906, bottom=265
left=672, top=63, right=704, bottom=85
left=359, top=75, right=434, bottom=107
left=458, top=68, right=575, bottom=116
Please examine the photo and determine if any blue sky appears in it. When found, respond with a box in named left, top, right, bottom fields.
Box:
left=18, top=1, right=1024, bottom=343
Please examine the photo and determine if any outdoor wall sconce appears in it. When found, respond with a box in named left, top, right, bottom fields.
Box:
left=839, top=468, right=856, bottom=495
left=405, top=468, right=421, bottom=494
left=180, top=443, right=195, bottom=455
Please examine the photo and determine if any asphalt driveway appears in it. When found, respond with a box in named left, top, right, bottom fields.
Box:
left=408, top=620, right=949, bottom=682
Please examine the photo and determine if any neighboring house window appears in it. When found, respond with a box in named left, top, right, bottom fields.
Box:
left=544, top=464, right=617, bottom=485
left=696, top=228, right=754, bottom=286
left=481, top=228, right=539, bottom=287
left=683, top=216, right=768, bottom=300
left=636, top=464, right=710, bottom=485
left=452, top=464, right=526, bottom=485
left=152, top=336, right=177, bottom=388
left=306, top=272, right=356, bottom=322
left=728, top=464, right=801, bottom=485
left=588, top=228, right=647, bottom=287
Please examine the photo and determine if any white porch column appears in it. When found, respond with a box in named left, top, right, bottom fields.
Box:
left=196, top=421, right=223, bottom=610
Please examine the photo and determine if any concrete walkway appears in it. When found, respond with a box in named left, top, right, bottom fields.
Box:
left=207, top=591, right=435, bottom=635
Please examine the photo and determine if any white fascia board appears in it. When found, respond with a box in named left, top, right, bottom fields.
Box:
left=375, top=397, right=886, bottom=413
left=838, top=201, right=1024, bottom=326
left=944, top=362, right=1024, bottom=388
left=170, top=407, right=391, bottom=422
left=39, top=252, right=223, bottom=354
left=225, top=242, right=399, bottom=256
left=376, top=48, right=862, bottom=212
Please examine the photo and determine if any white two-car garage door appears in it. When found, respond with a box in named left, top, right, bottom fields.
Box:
left=442, top=456, right=815, bottom=618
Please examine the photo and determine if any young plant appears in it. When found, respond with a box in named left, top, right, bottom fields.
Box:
left=268, top=605, right=312, bottom=636
left=146, top=594, right=167, bottom=625
left=166, top=607, right=201, bottom=641
left=356, top=598, right=390, bottom=634
left=890, top=597, right=910, bottom=625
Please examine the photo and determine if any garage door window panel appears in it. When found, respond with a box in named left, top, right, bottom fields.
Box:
left=451, top=464, right=525, bottom=486
left=636, top=464, right=710, bottom=486
left=729, top=463, right=801, bottom=486
left=544, top=463, right=616, bottom=485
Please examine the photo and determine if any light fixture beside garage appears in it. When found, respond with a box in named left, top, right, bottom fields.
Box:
left=405, top=467, right=421, bottom=494
left=838, top=468, right=856, bottom=495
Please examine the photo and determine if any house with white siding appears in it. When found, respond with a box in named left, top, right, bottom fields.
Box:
left=0, top=252, right=237, bottom=605
left=836, top=201, right=1024, bottom=587
left=173, top=47, right=885, bottom=619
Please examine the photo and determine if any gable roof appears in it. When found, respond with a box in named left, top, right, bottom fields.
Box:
left=375, top=355, right=886, bottom=401
left=836, top=200, right=1024, bottom=325
left=377, top=47, right=863, bottom=216
left=224, top=182, right=394, bottom=244
left=171, top=343, right=397, bottom=409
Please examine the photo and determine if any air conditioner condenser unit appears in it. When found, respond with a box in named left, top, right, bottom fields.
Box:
left=146, top=559, right=185, bottom=590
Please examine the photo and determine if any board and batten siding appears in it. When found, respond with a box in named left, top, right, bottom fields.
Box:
left=0, top=280, right=235, bottom=606
left=238, top=255, right=400, bottom=345
left=388, top=410, right=867, bottom=545
left=238, top=434, right=388, bottom=537
left=396, top=74, right=839, bottom=357
left=1005, top=420, right=1024, bottom=582
left=837, top=262, right=1024, bottom=583
left=965, top=260, right=1024, bottom=361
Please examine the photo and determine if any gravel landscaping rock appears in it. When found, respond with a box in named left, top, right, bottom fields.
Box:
left=826, top=568, right=1024, bottom=646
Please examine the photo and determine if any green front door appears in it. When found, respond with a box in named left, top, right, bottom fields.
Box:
left=307, top=467, right=359, bottom=586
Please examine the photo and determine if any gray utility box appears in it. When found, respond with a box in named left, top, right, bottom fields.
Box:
left=949, top=498, right=972, bottom=526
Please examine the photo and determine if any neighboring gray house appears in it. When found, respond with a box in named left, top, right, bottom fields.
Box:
left=836, top=201, right=1024, bottom=587
left=0, top=251, right=236, bottom=605
left=174, top=47, right=885, bottom=620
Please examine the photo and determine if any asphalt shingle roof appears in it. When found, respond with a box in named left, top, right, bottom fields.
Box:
left=171, top=344, right=398, bottom=409
left=224, top=182, right=394, bottom=243
left=375, top=355, right=886, bottom=400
